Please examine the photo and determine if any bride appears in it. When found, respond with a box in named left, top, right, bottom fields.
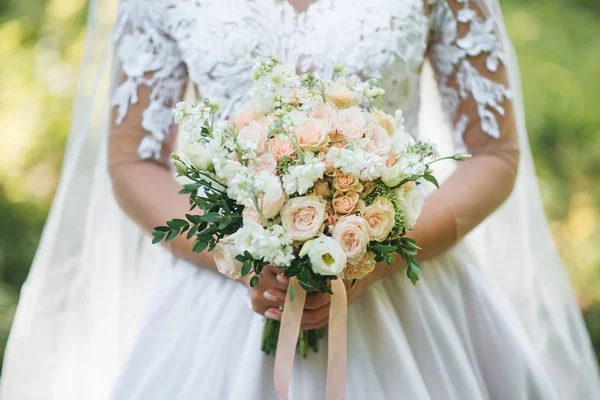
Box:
left=2, top=0, right=599, bottom=398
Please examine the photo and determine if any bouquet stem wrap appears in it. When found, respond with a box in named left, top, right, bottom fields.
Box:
left=274, top=277, right=347, bottom=400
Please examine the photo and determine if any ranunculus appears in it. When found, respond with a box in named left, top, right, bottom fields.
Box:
left=253, top=153, right=277, bottom=176
left=295, top=118, right=331, bottom=152
left=182, top=142, right=214, bottom=171
left=360, top=197, right=396, bottom=241
left=374, top=110, right=395, bottom=135
left=336, top=108, right=365, bottom=140
left=365, top=123, right=392, bottom=156
left=280, top=195, right=326, bottom=241
left=229, top=108, right=262, bottom=133
left=311, top=103, right=338, bottom=134
left=314, top=179, right=332, bottom=198
left=395, top=186, right=425, bottom=230
left=333, top=170, right=363, bottom=193
left=213, top=242, right=243, bottom=279
left=332, top=190, right=360, bottom=215
left=326, top=83, right=359, bottom=109
left=345, top=251, right=376, bottom=280
left=332, top=215, right=370, bottom=264
left=269, top=138, right=297, bottom=161
left=381, top=162, right=405, bottom=188
left=299, top=235, right=347, bottom=276
left=238, top=121, right=267, bottom=154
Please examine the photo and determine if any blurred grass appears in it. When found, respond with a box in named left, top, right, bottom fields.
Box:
left=0, top=0, right=599, bottom=368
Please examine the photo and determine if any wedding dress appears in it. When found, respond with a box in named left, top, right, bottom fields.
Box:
left=2, top=0, right=599, bottom=399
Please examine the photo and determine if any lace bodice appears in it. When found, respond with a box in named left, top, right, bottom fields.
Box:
left=112, top=0, right=511, bottom=160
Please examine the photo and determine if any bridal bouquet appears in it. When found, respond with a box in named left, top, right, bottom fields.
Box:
left=153, top=58, right=468, bottom=355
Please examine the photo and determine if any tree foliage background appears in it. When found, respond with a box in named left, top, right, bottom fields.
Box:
left=0, top=0, right=599, bottom=369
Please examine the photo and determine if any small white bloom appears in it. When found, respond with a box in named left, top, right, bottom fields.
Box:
left=398, top=154, right=426, bottom=177
left=281, top=152, right=326, bottom=195
left=300, top=235, right=347, bottom=276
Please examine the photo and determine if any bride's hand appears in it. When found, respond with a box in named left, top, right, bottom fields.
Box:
left=244, top=265, right=332, bottom=330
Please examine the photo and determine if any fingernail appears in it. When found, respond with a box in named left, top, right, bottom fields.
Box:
left=263, top=290, right=278, bottom=302
left=265, top=310, right=281, bottom=320
left=277, top=274, right=289, bottom=284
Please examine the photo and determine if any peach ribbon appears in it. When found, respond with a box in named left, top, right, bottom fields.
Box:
left=274, top=277, right=348, bottom=400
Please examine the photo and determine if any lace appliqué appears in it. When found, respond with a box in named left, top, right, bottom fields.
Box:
left=112, top=0, right=187, bottom=160
left=429, top=0, right=511, bottom=141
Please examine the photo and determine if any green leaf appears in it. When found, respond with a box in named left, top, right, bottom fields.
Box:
left=235, top=254, right=247, bottom=263
left=241, top=261, right=252, bottom=276
left=186, top=214, right=204, bottom=224
left=423, top=174, right=440, bottom=189
left=250, top=276, right=259, bottom=287
left=166, top=229, right=179, bottom=241
left=371, top=244, right=397, bottom=253
left=193, top=240, right=208, bottom=253
left=289, top=281, right=296, bottom=301
left=151, top=231, right=165, bottom=244
left=154, top=226, right=170, bottom=232
left=202, top=212, right=221, bottom=223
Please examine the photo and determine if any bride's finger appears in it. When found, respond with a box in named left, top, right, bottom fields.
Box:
left=304, top=292, right=331, bottom=310
left=263, top=288, right=286, bottom=305
left=264, top=307, right=282, bottom=321
left=300, top=303, right=330, bottom=327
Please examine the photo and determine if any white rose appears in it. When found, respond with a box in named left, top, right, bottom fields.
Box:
left=381, top=163, right=405, bottom=188
left=213, top=242, right=243, bottom=279
left=395, top=186, right=425, bottom=230
left=182, top=142, right=214, bottom=171
left=299, top=235, right=347, bottom=276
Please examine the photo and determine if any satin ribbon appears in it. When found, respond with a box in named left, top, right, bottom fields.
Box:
left=274, top=277, right=348, bottom=400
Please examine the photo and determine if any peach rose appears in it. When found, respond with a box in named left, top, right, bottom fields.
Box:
left=314, top=179, right=332, bottom=198
left=374, top=110, right=395, bottom=135
left=213, top=242, right=243, bottom=279
left=280, top=195, right=326, bottom=241
left=365, top=123, right=392, bottom=156
left=333, top=170, right=363, bottom=193
left=242, top=206, right=263, bottom=225
left=332, top=215, right=370, bottom=264
left=344, top=251, right=376, bottom=280
left=253, top=153, right=277, bottom=175
left=229, top=109, right=262, bottom=133
left=295, top=118, right=331, bottom=152
left=311, top=103, right=338, bottom=134
left=326, top=83, right=359, bottom=109
left=336, top=108, right=365, bottom=140
left=238, top=121, right=267, bottom=154
left=359, top=197, right=396, bottom=241
left=332, top=190, right=360, bottom=215
left=269, top=138, right=297, bottom=161
left=324, top=202, right=337, bottom=226
left=361, top=181, right=374, bottom=197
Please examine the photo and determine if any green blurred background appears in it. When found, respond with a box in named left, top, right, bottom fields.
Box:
left=0, top=0, right=599, bottom=370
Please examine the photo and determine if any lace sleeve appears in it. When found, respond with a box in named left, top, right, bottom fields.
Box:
left=406, top=0, right=520, bottom=259
left=111, top=0, right=187, bottom=160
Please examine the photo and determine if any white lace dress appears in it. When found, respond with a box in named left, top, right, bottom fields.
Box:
left=108, top=1, right=593, bottom=398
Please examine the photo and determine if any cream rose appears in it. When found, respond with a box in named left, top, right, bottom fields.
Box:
left=365, top=123, right=392, bottom=157
left=269, top=138, right=296, bottom=161
left=295, top=118, right=331, bottom=152
left=381, top=162, right=405, bottom=188
left=299, top=235, right=347, bottom=276
left=253, top=153, right=278, bottom=176
left=345, top=251, right=376, bottom=280
left=336, top=108, right=365, bottom=140
left=333, top=170, right=363, bottom=193
left=258, top=184, right=287, bottom=219
left=332, top=190, right=360, bottom=215
left=229, top=108, right=262, bottom=133
left=280, top=195, right=326, bottom=241
left=395, top=186, right=425, bottom=230
left=213, top=242, right=243, bottom=279
left=238, top=121, right=267, bottom=154
left=360, top=196, right=396, bottom=241
left=332, top=215, right=370, bottom=264
left=182, top=142, right=214, bottom=171
left=311, top=103, right=338, bottom=134
left=326, top=83, right=359, bottom=109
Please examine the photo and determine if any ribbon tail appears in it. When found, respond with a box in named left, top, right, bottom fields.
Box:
left=274, top=277, right=307, bottom=400
left=325, top=278, right=348, bottom=400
